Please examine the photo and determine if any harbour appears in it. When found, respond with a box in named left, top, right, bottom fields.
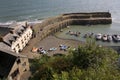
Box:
left=56, top=23, right=120, bottom=46
left=0, top=0, right=120, bottom=79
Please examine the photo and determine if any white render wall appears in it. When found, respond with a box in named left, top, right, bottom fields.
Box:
left=11, top=26, right=32, bottom=53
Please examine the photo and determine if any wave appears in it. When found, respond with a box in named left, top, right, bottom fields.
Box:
left=112, top=17, right=120, bottom=24
left=112, top=13, right=120, bottom=24
left=0, top=19, right=43, bottom=27
left=27, top=19, right=44, bottom=25
left=0, top=21, right=16, bottom=26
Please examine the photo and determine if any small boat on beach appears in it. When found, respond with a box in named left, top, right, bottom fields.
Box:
left=96, top=33, right=102, bottom=40
left=60, top=45, right=68, bottom=51
left=32, top=47, right=38, bottom=53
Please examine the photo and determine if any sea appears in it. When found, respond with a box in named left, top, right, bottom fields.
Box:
left=0, top=0, right=120, bottom=24
left=1, top=0, right=120, bottom=46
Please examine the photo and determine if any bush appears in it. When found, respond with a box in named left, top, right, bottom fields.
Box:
left=30, top=40, right=120, bottom=80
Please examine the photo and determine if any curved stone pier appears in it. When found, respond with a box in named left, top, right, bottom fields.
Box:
left=32, top=12, right=112, bottom=45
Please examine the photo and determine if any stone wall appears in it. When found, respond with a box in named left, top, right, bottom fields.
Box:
left=33, top=12, right=112, bottom=41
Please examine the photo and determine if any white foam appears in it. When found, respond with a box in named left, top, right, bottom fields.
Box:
left=0, top=21, right=16, bottom=26
left=0, top=19, right=43, bottom=28
left=27, top=20, right=43, bottom=25
left=112, top=17, right=120, bottom=24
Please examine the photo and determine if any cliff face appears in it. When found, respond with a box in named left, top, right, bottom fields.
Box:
left=33, top=12, right=112, bottom=41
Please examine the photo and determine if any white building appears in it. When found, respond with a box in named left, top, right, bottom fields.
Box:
left=0, top=22, right=33, bottom=53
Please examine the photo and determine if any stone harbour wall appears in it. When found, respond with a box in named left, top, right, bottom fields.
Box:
left=33, top=12, right=112, bottom=41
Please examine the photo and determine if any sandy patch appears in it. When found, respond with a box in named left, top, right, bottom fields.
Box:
left=21, top=36, right=82, bottom=58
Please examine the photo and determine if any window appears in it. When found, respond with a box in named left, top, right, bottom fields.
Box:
left=21, top=40, right=24, bottom=44
left=24, top=37, right=27, bottom=40
left=11, top=68, right=19, bottom=79
left=17, top=59, right=21, bottom=64
left=24, top=69, right=27, bottom=72
left=13, top=48, right=15, bottom=51
left=22, top=62, right=26, bottom=66
left=27, top=34, right=29, bottom=37
left=17, top=44, right=20, bottom=48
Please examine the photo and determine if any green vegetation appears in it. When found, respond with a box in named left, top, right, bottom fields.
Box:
left=30, top=40, right=120, bottom=80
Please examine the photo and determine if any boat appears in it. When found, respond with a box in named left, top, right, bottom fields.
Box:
left=112, top=34, right=120, bottom=42
left=67, top=26, right=70, bottom=28
left=31, top=47, right=38, bottom=53
left=102, top=34, right=108, bottom=41
left=69, top=31, right=75, bottom=35
left=74, top=32, right=81, bottom=37
left=68, top=31, right=81, bottom=37
left=89, top=33, right=94, bottom=38
left=60, top=45, right=68, bottom=51
left=96, top=33, right=102, bottom=40
left=84, top=34, right=88, bottom=38
left=84, top=33, right=94, bottom=38
left=107, top=35, right=112, bottom=42
left=49, top=47, right=57, bottom=51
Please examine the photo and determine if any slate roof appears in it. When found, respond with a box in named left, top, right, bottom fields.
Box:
left=0, top=27, right=12, bottom=37
left=3, top=24, right=27, bottom=46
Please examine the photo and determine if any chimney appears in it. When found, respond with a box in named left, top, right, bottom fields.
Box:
left=9, top=40, right=13, bottom=44
left=21, top=29, right=24, bottom=32
left=13, top=36, right=18, bottom=40
left=17, top=32, right=22, bottom=36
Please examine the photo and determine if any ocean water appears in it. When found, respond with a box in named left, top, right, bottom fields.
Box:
left=0, top=0, right=120, bottom=24
left=0, top=0, right=120, bottom=46
left=56, top=24, right=120, bottom=46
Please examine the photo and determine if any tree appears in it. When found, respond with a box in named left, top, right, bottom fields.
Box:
left=30, top=39, right=120, bottom=80
left=72, top=39, right=118, bottom=69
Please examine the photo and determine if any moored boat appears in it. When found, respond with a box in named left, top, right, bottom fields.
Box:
left=112, top=34, right=120, bottom=42
left=84, top=34, right=88, bottom=38
left=102, top=34, right=107, bottom=41
left=107, top=35, right=112, bottom=42
left=84, top=33, right=94, bottom=38
left=74, top=32, right=81, bottom=37
left=96, top=33, right=102, bottom=40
